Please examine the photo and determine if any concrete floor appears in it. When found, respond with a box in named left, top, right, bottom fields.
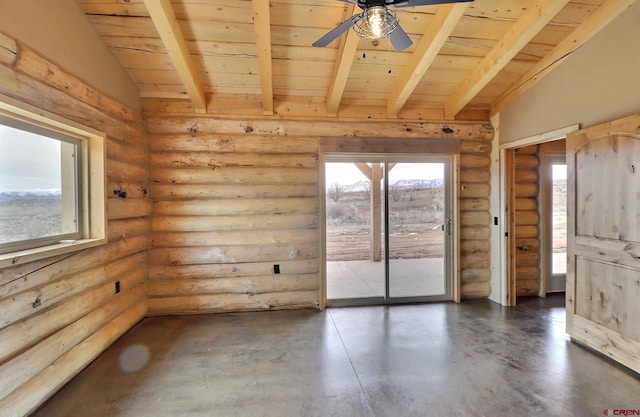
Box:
left=32, top=295, right=640, bottom=417
left=327, top=259, right=445, bottom=300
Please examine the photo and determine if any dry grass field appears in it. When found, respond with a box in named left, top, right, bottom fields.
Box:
left=0, top=198, right=62, bottom=243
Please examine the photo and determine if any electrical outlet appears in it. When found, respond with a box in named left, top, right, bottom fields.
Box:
left=274, top=264, right=280, bottom=274
left=115, top=281, right=121, bottom=294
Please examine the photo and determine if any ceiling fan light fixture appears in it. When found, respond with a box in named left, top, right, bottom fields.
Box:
left=354, top=6, right=399, bottom=40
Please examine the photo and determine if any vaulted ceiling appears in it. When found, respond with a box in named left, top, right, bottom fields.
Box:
left=76, top=0, right=635, bottom=120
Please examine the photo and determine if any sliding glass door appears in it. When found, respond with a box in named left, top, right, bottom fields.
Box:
left=325, top=157, right=451, bottom=305
left=325, top=160, right=385, bottom=300
left=387, top=162, right=447, bottom=298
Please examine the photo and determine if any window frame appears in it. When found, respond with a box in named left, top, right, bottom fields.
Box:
left=0, top=94, right=106, bottom=268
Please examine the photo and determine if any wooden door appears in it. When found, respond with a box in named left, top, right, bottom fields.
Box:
left=566, top=114, right=640, bottom=373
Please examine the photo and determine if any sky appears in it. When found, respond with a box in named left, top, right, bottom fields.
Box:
left=552, top=164, right=567, bottom=180
left=0, top=124, right=61, bottom=192
left=325, top=162, right=444, bottom=186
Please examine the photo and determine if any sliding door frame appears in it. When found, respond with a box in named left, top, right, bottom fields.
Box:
left=319, top=138, right=460, bottom=309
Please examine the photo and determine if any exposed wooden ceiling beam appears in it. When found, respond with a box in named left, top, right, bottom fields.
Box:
left=443, top=0, right=570, bottom=120
left=491, top=0, right=637, bottom=114
left=387, top=3, right=468, bottom=118
left=142, top=0, right=207, bottom=113
left=251, top=0, right=274, bottom=116
left=326, top=5, right=360, bottom=117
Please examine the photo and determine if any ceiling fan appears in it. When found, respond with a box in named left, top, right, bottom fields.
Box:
left=313, top=0, right=473, bottom=51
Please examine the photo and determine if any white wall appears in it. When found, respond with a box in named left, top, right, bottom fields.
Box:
left=500, top=1, right=640, bottom=143
left=0, top=0, right=140, bottom=110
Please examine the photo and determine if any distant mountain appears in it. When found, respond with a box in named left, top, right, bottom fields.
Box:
left=390, top=179, right=443, bottom=189
left=344, top=180, right=369, bottom=192
left=0, top=190, right=62, bottom=202
left=329, top=179, right=444, bottom=192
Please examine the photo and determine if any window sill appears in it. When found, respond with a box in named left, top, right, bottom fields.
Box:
left=0, top=238, right=106, bottom=269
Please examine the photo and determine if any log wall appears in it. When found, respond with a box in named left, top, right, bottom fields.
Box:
left=146, top=118, right=494, bottom=314
left=514, top=144, right=541, bottom=296
left=0, top=34, right=149, bottom=416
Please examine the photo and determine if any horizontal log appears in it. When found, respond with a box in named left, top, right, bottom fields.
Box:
left=459, top=198, right=489, bottom=211
left=461, top=268, right=491, bottom=283
left=0, top=58, right=143, bottom=144
left=460, top=240, right=490, bottom=254
left=515, top=238, right=540, bottom=253
left=515, top=198, right=537, bottom=211
left=0, top=236, right=150, bottom=299
left=150, top=151, right=319, bottom=169
left=148, top=183, right=318, bottom=199
left=460, top=211, right=490, bottom=226
left=147, top=290, right=319, bottom=315
left=149, top=166, right=318, bottom=184
left=152, top=229, right=319, bottom=247
left=516, top=266, right=540, bottom=281
left=460, top=184, right=490, bottom=198
left=0, top=265, right=145, bottom=364
left=108, top=218, right=151, bottom=242
left=0, top=301, right=147, bottom=417
left=0, top=254, right=66, bottom=288
left=153, top=198, right=318, bottom=216
left=459, top=168, right=490, bottom=183
left=515, top=168, right=538, bottom=183
left=107, top=182, right=149, bottom=200
left=515, top=210, right=540, bottom=227
left=515, top=226, right=538, bottom=240
left=515, top=183, right=538, bottom=198
left=516, top=252, right=540, bottom=267
left=0, top=255, right=145, bottom=330
left=151, top=213, right=318, bottom=232
left=147, top=274, right=319, bottom=297
left=460, top=226, right=490, bottom=240
left=107, top=198, right=153, bottom=220
left=142, top=95, right=490, bottom=121
left=0, top=284, right=144, bottom=400
left=147, top=243, right=319, bottom=266
left=148, top=133, right=319, bottom=154
left=459, top=140, right=491, bottom=154
left=107, top=138, right=148, bottom=168
left=460, top=154, right=491, bottom=169
left=106, top=158, right=148, bottom=183
left=148, top=259, right=319, bottom=280
left=516, top=279, right=539, bottom=296
left=146, top=117, right=494, bottom=140
left=4, top=43, right=142, bottom=138
left=514, top=154, right=539, bottom=168
left=320, top=137, right=461, bottom=154
left=460, top=281, right=490, bottom=299
left=12, top=41, right=143, bottom=127
left=515, top=210, right=540, bottom=226
left=460, top=252, right=490, bottom=269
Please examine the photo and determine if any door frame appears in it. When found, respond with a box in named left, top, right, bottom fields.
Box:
left=498, top=125, right=578, bottom=306
left=320, top=152, right=459, bottom=308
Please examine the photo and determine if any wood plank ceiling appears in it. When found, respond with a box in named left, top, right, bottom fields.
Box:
left=76, top=0, right=635, bottom=120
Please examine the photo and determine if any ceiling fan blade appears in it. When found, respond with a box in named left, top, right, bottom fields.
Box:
left=392, top=0, right=473, bottom=8
left=312, top=14, right=362, bottom=47
left=389, top=25, right=412, bottom=51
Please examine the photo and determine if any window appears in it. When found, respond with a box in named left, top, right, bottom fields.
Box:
left=0, top=95, right=106, bottom=268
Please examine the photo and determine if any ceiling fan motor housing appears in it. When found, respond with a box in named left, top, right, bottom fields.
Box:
left=356, top=0, right=407, bottom=7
